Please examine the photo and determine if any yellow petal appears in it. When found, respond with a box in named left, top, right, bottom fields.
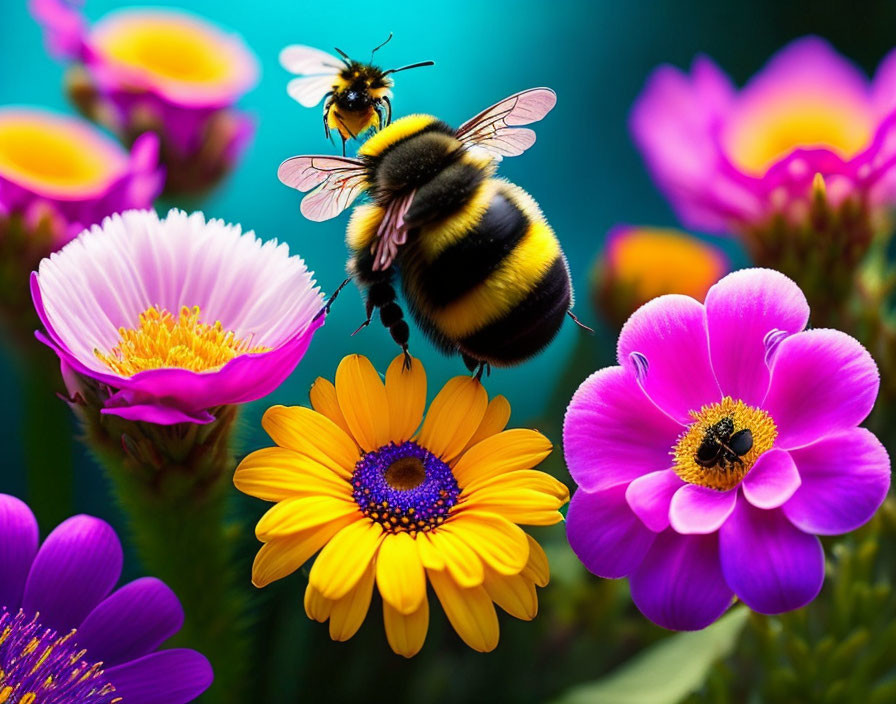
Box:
left=521, top=534, right=550, bottom=587
left=425, top=529, right=484, bottom=587
left=234, top=447, right=350, bottom=502
left=262, top=406, right=359, bottom=478
left=417, top=376, right=488, bottom=462
left=309, top=519, right=385, bottom=600
left=461, top=487, right=565, bottom=525
left=428, top=568, right=499, bottom=652
left=309, top=377, right=354, bottom=439
left=416, top=532, right=446, bottom=570
left=463, top=395, right=511, bottom=452
left=386, top=354, right=427, bottom=442
left=376, top=532, right=427, bottom=615
left=483, top=570, right=538, bottom=621
left=463, top=469, right=570, bottom=502
left=304, top=584, right=332, bottom=622
left=441, top=511, right=529, bottom=576
left=452, top=429, right=553, bottom=488
left=252, top=517, right=355, bottom=587
left=335, top=354, right=391, bottom=452
left=329, top=561, right=376, bottom=641
left=256, top=495, right=359, bottom=541
left=384, top=595, right=429, bottom=658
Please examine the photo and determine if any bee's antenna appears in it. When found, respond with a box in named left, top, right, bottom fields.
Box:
left=334, top=47, right=351, bottom=62
left=382, top=60, right=434, bottom=76
left=370, top=32, right=393, bottom=61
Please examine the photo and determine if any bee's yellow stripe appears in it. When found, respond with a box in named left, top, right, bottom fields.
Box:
left=359, top=114, right=439, bottom=158
left=346, top=203, right=384, bottom=252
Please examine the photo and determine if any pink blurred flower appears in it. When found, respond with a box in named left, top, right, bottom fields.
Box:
left=31, top=0, right=260, bottom=195
left=631, top=37, right=896, bottom=233
left=0, top=107, right=160, bottom=247
left=32, top=209, right=324, bottom=425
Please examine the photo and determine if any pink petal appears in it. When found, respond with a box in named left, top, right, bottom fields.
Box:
left=617, top=294, right=721, bottom=423
left=742, top=449, right=801, bottom=509
left=566, top=486, right=656, bottom=579
left=669, top=484, right=737, bottom=534
left=705, top=268, right=809, bottom=406
left=564, top=366, right=683, bottom=492
left=719, top=501, right=824, bottom=614
left=763, top=329, right=879, bottom=449
left=783, top=428, right=890, bottom=535
left=625, top=469, right=684, bottom=532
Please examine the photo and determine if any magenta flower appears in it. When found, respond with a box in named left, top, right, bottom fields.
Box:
left=631, top=37, right=896, bottom=233
left=0, top=107, right=160, bottom=247
left=31, top=209, right=324, bottom=425
left=30, top=0, right=259, bottom=194
left=0, top=493, right=212, bottom=702
left=564, top=268, right=890, bottom=630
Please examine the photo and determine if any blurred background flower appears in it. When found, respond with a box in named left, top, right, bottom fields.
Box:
left=236, top=353, right=567, bottom=657
left=591, top=225, right=728, bottom=328
left=0, top=493, right=212, bottom=703
left=31, top=0, right=259, bottom=196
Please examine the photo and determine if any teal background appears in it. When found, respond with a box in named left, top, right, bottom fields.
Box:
left=2, top=1, right=896, bottom=701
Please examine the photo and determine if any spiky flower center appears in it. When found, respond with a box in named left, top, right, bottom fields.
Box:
left=95, top=305, right=269, bottom=376
left=673, top=397, right=777, bottom=491
left=0, top=610, right=119, bottom=704
left=352, top=441, right=460, bottom=535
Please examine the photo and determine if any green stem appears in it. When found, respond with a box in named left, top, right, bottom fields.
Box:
left=80, top=401, right=252, bottom=704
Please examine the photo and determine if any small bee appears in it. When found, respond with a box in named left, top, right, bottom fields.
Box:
left=279, top=88, right=583, bottom=374
left=694, top=417, right=754, bottom=470
left=279, top=34, right=433, bottom=155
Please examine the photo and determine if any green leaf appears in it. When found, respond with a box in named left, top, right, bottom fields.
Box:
left=554, top=606, right=750, bottom=704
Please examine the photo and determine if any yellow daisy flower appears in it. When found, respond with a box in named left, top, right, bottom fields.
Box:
left=234, top=354, right=569, bottom=657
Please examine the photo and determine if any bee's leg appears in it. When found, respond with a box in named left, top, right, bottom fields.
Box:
left=462, top=353, right=490, bottom=381
left=323, top=96, right=335, bottom=143
left=350, top=252, right=412, bottom=365
left=383, top=96, right=393, bottom=127
left=314, top=276, right=352, bottom=321
left=567, top=310, right=594, bottom=333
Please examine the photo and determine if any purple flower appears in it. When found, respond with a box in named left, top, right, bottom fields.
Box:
left=32, top=209, right=324, bottom=425
left=0, top=493, right=212, bottom=702
left=30, top=0, right=260, bottom=194
left=0, top=107, right=160, bottom=248
left=630, top=36, right=896, bottom=233
left=564, top=268, right=890, bottom=630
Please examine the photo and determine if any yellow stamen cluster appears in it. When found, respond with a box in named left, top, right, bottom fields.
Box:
left=673, top=397, right=777, bottom=491
left=95, top=305, right=269, bottom=376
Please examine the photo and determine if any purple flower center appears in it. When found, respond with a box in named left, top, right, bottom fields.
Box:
left=351, top=441, right=460, bottom=534
left=0, top=609, right=119, bottom=704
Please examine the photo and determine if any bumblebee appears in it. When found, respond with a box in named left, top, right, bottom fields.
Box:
left=279, top=88, right=580, bottom=373
left=280, top=34, right=433, bottom=155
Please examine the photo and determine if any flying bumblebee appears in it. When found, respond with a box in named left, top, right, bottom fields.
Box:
left=278, top=88, right=579, bottom=374
left=279, top=34, right=433, bottom=155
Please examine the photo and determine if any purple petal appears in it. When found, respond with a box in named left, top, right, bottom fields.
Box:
left=566, top=486, right=656, bottom=579
left=105, top=649, right=213, bottom=704
left=763, top=329, right=879, bottom=449
left=784, top=429, right=890, bottom=535
left=564, top=366, right=683, bottom=492
left=76, top=578, right=184, bottom=667
left=720, top=501, right=824, bottom=614
left=0, top=495, right=39, bottom=611
left=102, top=396, right=216, bottom=425
left=629, top=531, right=733, bottom=630
left=625, top=470, right=684, bottom=532
left=669, top=484, right=737, bottom=534
left=742, top=449, right=801, bottom=509
left=22, top=515, right=123, bottom=632
left=705, top=269, right=809, bottom=406
left=617, top=295, right=721, bottom=423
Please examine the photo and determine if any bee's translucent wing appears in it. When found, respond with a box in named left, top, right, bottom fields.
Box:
left=278, top=155, right=368, bottom=222
left=286, top=75, right=337, bottom=107
left=279, top=45, right=343, bottom=75
left=455, top=88, right=557, bottom=160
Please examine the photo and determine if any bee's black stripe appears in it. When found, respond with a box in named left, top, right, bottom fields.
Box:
left=403, top=160, right=488, bottom=228
left=458, top=256, right=571, bottom=366
left=361, top=120, right=454, bottom=169
left=414, top=192, right=530, bottom=307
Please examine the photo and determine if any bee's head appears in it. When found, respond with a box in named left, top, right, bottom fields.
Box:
left=342, top=83, right=374, bottom=111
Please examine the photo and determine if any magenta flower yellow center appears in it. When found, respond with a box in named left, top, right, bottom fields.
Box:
left=0, top=610, right=119, bottom=704
left=673, top=397, right=777, bottom=491
left=95, top=305, right=269, bottom=376
left=351, top=441, right=461, bottom=535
